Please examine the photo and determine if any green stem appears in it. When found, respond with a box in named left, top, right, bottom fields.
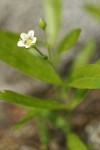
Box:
left=59, top=86, right=72, bottom=133
left=34, top=46, right=44, bottom=56
left=34, top=46, right=56, bottom=71
left=44, top=30, right=52, bottom=61
left=67, top=109, right=72, bottom=132
left=34, top=46, right=48, bottom=59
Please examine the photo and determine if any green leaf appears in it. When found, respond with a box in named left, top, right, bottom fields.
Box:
left=71, top=41, right=95, bottom=71
left=13, top=109, right=41, bottom=130
left=70, top=89, right=88, bottom=110
left=84, top=4, right=100, bottom=22
left=66, top=42, right=94, bottom=108
left=66, top=41, right=95, bottom=90
left=43, top=0, right=61, bottom=47
left=0, top=90, right=66, bottom=109
left=69, top=64, right=100, bottom=89
left=67, top=133, right=88, bottom=150
left=57, top=28, right=81, bottom=55
left=96, top=59, right=100, bottom=64
left=0, top=30, right=62, bottom=85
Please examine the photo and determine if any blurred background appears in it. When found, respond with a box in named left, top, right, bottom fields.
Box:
left=0, top=0, right=100, bottom=150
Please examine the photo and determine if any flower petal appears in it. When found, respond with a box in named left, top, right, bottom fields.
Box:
left=31, top=37, right=37, bottom=44
left=28, top=30, right=34, bottom=37
left=17, top=40, right=25, bottom=47
left=20, top=33, right=27, bottom=40
left=25, top=44, right=30, bottom=48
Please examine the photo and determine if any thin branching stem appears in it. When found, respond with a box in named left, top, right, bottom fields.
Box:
left=34, top=46, right=45, bottom=57
left=44, top=30, right=52, bottom=61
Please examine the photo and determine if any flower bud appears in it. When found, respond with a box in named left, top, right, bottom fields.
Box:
left=39, top=18, right=46, bottom=30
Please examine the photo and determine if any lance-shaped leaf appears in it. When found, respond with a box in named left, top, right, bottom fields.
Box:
left=84, top=4, right=100, bottom=22
left=67, top=41, right=94, bottom=109
left=69, top=64, right=100, bottom=89
left=67, top=40, right=95, bottom=80
left=0, top=90, right=66, bottom=109
left=67, top=41, right=95, bottom=100
left=70, top=89, right=88, bottom=110
left=0, top=30, right=62, bottom=85
left=13, top=109, right=42, bottom=130
left=67, top=133, right=88, bottom=150
left=71, top=40, right=95, bottom=71
left=57, top=28, right=81, bottom=55
left=43, top=0, right=61, bottom=47
left=96, top=59, right=100, bottom=64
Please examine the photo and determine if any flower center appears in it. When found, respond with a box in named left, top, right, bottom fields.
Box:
left=24, top=37, right=32, bottom=46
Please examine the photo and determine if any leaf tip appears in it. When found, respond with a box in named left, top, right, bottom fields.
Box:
left=77, top=28, right=82, bottom=34
left=0, top=90, right=5, bottom=93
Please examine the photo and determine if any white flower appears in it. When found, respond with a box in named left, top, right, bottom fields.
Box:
left=17, top=30, right=37, bottom=48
